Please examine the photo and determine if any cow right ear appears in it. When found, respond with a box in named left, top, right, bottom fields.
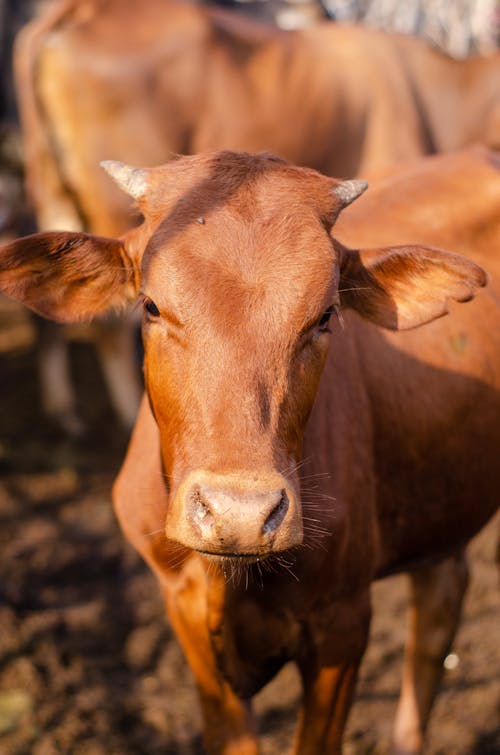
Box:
left=0, top=230, right=138, bottom=322
left=338, top=244, right=487, bottom=330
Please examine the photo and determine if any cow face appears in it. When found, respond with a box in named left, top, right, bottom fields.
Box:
left=0, top=151, right=486, bottom=560
left=127, top=153, right=361, bottom=558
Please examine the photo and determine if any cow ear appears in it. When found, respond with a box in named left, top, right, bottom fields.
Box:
left=339, top=245, right=487, bottom=330
left=0, top=231, right=138, bottom=322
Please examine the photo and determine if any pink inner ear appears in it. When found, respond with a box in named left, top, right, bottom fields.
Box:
left=339, top=245, right=486, bottom=331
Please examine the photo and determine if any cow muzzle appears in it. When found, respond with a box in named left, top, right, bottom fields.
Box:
left=165, top=470, right=302, bottom=558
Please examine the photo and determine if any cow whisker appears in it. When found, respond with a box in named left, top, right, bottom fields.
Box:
left=295, top=540, right=329, bottom=555
left=164, top=549, right=191, bottom=571
left=301, top=490, right=337, bottom=501
left=337, top=286, right=371, bottom=293
left=302, top=515, right=324, bottom=524
left=301, top=500, right=330, bottom=509
left=254, top=560, right=264, bottom=590
left=167, top=556, right=188, bottom=570
left=303, top=528, right=330, bottom=540
left=274, top=554, right=300, bottom=582
left=144, top=527, right=165, bottom=537
left=261, top=558, right=278, bottom=575
left=299, top=472, right=332, bottom=480
left=284, top=456, right=312, bottom=477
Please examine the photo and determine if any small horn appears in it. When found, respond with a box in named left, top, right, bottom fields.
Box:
left=100, top=160, right=148, bottom=200
left=333, top=179, right=368, bottom=207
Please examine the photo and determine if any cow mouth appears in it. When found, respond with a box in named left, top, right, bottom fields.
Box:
left=198, top=549, right=265, bottom=565
left=196, top=547, right=299, bottom=586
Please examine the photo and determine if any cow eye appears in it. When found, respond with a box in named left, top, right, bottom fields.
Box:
left=144, top=297, right=160, bottom=317
left=318, top=306, right=334, bottom=330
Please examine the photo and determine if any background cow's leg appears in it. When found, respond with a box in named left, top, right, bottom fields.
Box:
left=293, top=592, right=371, bottom=754
left=93, top=312, right=142, bottom=431
left=163, top=577, right=259, bottom=755
left=392, top=552, right=469, bottom=755
left=34, top=315, right=85, bottom=438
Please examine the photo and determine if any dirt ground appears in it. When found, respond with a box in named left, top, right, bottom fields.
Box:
left=0, top=297, right=498, bottom=755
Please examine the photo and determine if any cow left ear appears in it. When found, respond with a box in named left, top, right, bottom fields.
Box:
left=0, top=231, right=138, bottom=322
left=338, top=244, right=487, bottom=330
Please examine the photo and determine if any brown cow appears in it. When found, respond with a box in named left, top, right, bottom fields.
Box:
left=0, top=146, right=498, bottom=753
left=13, top=0, right=500, bottom=434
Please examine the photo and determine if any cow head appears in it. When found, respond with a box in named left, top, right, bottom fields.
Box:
left=0, top=151, right=486, bottom=561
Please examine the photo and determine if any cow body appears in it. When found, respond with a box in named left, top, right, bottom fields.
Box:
left=334, top=150, right=500, bottom=576
left=1, top=146, right=498, bottom=752
left=113, top=148, right=500, bottom=753
left=110, top=150, right=499, bottom=753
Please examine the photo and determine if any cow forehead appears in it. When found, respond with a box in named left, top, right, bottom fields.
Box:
left=139, top=152, right=339, bottom=324
left=142, top=200, right=338, bottom=334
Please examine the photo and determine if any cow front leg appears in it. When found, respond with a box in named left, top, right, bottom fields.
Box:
left=293, top=592, right=371, bottom=754
left=392, top=552, right=469, bottom=755
left=197, top=685, right=257, bottom=755
left=163, top=577, right=259, bottom=755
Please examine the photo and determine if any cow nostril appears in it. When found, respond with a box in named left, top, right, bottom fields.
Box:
left=262, top=490, right=289, bottom=535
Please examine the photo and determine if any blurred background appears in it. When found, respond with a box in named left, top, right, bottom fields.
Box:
left=0, top=1, right=499, bottom=753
